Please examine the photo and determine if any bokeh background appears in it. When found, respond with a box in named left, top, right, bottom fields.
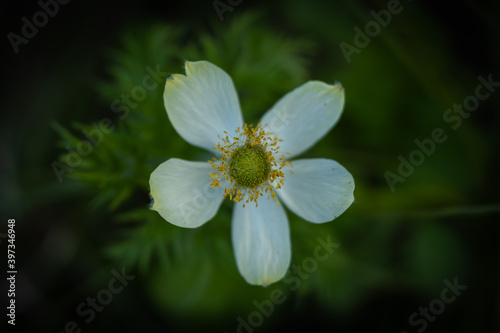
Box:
left=1, top=0, right=499, bottom=332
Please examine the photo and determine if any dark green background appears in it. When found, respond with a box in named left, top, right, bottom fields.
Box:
left=1, top=0, right=498, bottom=332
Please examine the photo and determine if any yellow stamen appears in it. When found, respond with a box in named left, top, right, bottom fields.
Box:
left=208, top=122, right=291, bottom=207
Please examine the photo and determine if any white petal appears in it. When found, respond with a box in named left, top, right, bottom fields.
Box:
left=149, top=158, right=225, bottom=228
left=277, top=159, right=354, bottom=223
left=164, top=61, right=244, bottom=152
left=261, top=81, right=345, bottom=158
left=232, top=198, right=291, bottom=286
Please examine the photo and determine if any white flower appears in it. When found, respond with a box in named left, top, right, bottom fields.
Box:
left=149, top=61, right=354, bottom=286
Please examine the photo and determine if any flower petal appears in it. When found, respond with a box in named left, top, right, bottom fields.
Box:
left=164, top=61, right=244, bottom=152
left=232, top=199, right=291, bottom=286
left=149, top=158, right=225, bottom=228
left=261, top=81, right=345, bottom=158
left=277, top=159, right=354, bottom=223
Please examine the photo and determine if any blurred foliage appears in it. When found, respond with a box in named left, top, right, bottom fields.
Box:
left=49, top=4, right=498, bottom=327
left=53, top=13, right=322, bottom=316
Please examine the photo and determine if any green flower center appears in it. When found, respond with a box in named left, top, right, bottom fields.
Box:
left=229, top=144, right=271, bottom=188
